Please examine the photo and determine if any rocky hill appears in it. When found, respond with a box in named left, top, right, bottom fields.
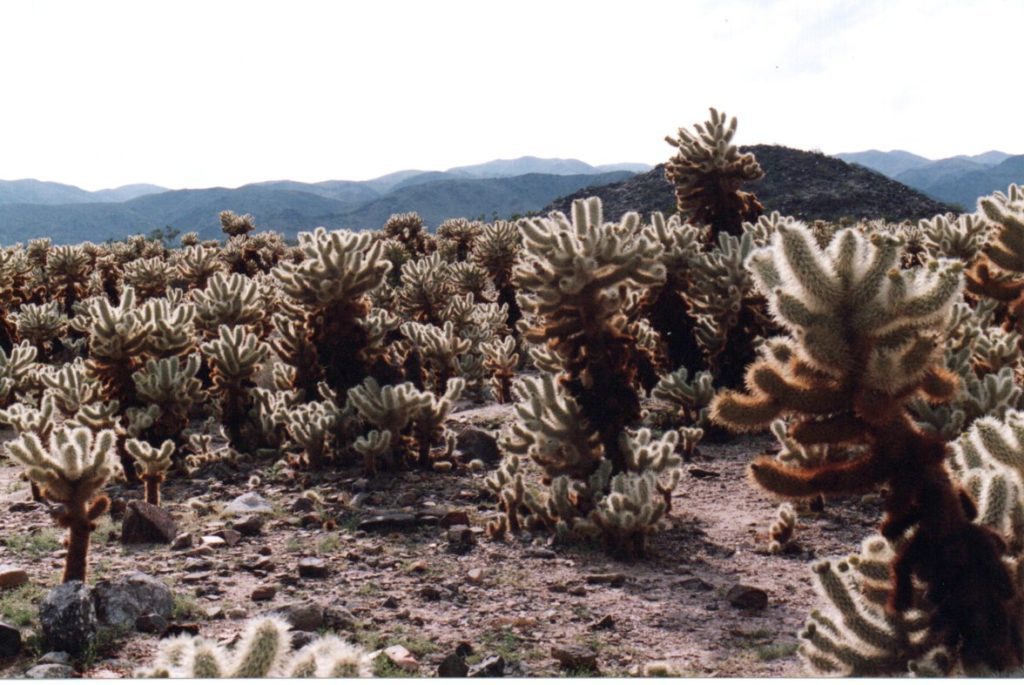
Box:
left=546, top=145, right=958, bottom=223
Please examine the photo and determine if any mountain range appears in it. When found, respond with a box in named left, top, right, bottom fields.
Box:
left=834, top=149, right=1022, bottom=209
left=547, top=145, right=957, bottom=222
left=0, top=158, right=648, bottom=244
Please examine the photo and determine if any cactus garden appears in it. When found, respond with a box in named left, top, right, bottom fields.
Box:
left=2, top=107, right=1024, bottom=679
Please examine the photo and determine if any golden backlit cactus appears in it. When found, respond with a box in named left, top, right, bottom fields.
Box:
left=191, top=272, right=266, bottom=337
left=220, top=210, right=256, bottom=238
left=400, top=320, right=470, bottom=394
left=47, top=244, right=91, bottom=313
left=472, top=219, right=523, bottom=329
left=347, top=377, right=432, bottom=472
left=273, top=227, right=392, bottom=398
left=4, top=426, right=122, bottom=582
left=396, top=252, right=453, bottom=324
left=9, top=301, right=67, bottom=362
left=921, top=213, right=990, bottom=263
left=481, top=335, right=518, bottom=403
left=131, top=354, right=206, bottom=446
left=664, top=108, right=764, bottom=237
left=710, top=219, right=1023, bottom=673
left=965, top=185, right=1024, bottom=331
left=83, top=286, right=148, bottom=407
left=382, top=211, right=434, bottom=256
left=436, top=217, right=483, bottom=262
left=177, top=244, right=225, bottom=290
left=125, top=438, right=174, bottom=506
left=200, top=325, right=270, bottom=451
left=123, top=256, right=174, bottom=300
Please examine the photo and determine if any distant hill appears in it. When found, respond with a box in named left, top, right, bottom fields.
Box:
left=0, top=180, right=166, bottom=206
left=837, top=149, right=1022, bottom=209
left=0, top=170, right=637, bottom=244
left=546, top=145, right=957, bottom=223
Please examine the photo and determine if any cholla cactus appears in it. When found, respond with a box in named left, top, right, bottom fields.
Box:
left=436, top=217, right=483, bottom=261
left=123, top=256, right=173, bottom=300
left=280, top=401, right=336, bottom=468
left=400, top=321, right=470, bottom=393
left=651, top=365, right=714, bottom=427
left=709, top=219, right=1022, bottom=672
left=382, top=211, right=433, bottom=256
left=125, top=439, right=174, bottom=506
left=137, top=616, right=372, bottom=678
left=347, top=378, right=432, bottom=472
left=191, top=272, right=266, bottom=336
left=220, top=210, right=256, bottom=238
left=472, top=219, right=522, bottom=329
left=177, top=244, right=225, bottom=290
left=515, top=197, right=665, bottom=471
left=966, top=185, right=1024, bottom=330
left=132, top=355, right=206, bottom=445
left=273, top=227, right=391, bottom=398
left=921, top=213, right=990, bottom=263
left=83, top=287, right=148, bottom=406
left=4, top=426, right=121, bottom=582
left=10, top=301, right=68, bottom=362
left=47, top=244, right=91, bottom=312
left=201, top=325, right=269, bottom=451
left=664, top=108, right=763, bottom=237
left=0, top=342, right=38, bottom=408
left=767, top=502, right=797, bottom=554
left=396, top=253, right=452, bottom=324
left=481, top=335, right=518, bottom=403
left=409, top=378, right=464, bottom=469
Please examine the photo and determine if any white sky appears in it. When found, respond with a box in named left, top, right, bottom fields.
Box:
left=1, top=0, right=1021, bottom=190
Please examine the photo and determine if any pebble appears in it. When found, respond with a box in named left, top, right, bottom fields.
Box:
left=466, top=568, right=485, bottom=584
left=0, top=565, right=29, bottom=589
left=297, top=558, right=329, bottom=579
left=232, top=515, right=263, bottom=537
left=227, top=608, right=248, bottom=620
left=551, top=645, right=599, bottom=672
left=251, top=585, right=277, bottom=602
left=726, top=584, right=769, bottom=611
left=446, top=525, right=476, bottom=554
left=170, top=533, right=194, bottom=551
left=383, top=645, right=419, bottom=671
left=135, top=613, right=169, bottom=634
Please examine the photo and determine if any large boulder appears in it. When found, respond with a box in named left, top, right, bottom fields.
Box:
left=122, top=501, right=177, bottom=544
left=454, top=427, right=501, bottom=465
left=93, top=572, right=173, bottom=631
left=39, top=582, right=97, bottom=655
left=0, top=621, right=21, bottom=658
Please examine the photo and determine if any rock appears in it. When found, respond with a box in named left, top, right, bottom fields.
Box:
left=0, top=621, right=22, bottom=658
left=121, top=501, right=177, bottom=545
left=224, top=492, right=274, bottom=516
left=455, top=427, right=501, bottom=465
left=468, top=654, right=505, bottom=677
left=220, top=530, right=243, bottom=547
left=297, top=557, right=329, bottom=579
left=135, top=613, right=169, bottom=634
left=352, top=478, right=370, bottom=492
left=688, top=467, right=720, bottom=479
left=279, top=603, right=325, bottom=632
left=290, top=631, right=318, bottom=650
left=93, top=572, right=173, bottom=632
left=323, top=606, right=357, bottom=632
left=186, top=546, right=215, bottom=558
left=396, top=492, right=418, bottom=507
left=160, top=623, right=199, bottom=638
left=466, top=568, right=485, bottom=585
left=383, top=645, right=419, bottom=671
left=357, top=513, right=419, bottom=533
left=0, top=565, right=29, bottom=590
left=291, top=496, right=316, bottom=513
left=440, top=510, right=471, bottom=528
left=523, top=548, right=556, bottom=560
left=200, top=535, right=227, bottom=548
left=726, top=584, right=769, bottom=611
left=438, top=651, right=468, bottom=677
left=447, top=525, right=475, bottom=554
left=39, top=581, right=97, bottom=655
left=590, top=614, right=615, bottom=630
left=584, top=573, right=627, bottom=587
left=170, top=533, right=194, bottom=550
left=8, top=501, right=39, bottom=513
left=37, top=651, right=72, bottom=665
left=381, top=596, right=399, bottom=609
left=677, top=577, right=713, bottom=592
left=232, top=515, right=263, bottom=537
left=251, top=585, right=277, bottom=602
left=420, top=585, right=443, bottom=601
left=227, top=608, right=248, bottom=620
left=25, top=664, right=75, bottom=679
left=551, top=645, right=599, bottom=673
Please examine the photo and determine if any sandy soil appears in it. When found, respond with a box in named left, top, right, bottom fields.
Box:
left=0, top=405, right=882, bottom=678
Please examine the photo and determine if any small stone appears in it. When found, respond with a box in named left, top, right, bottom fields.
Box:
left=420, top=585, right=443, bottom=601
left=170, top=533, right=194, bottom=551
left=121, top=501, right=177, bottom=545
left=227, top=608, right=248, bottom=620
left=298, top=558, right=329, bottom=579
left=468, top=654, right=505, bottom=677
left=524, top=548, right=556, bottom=560
left=383, top=645, right=419, bottom=671
left=9, top=501, right=39, bottom=513
left=232, top=515, right=263, bottom=537
left=438, top=651, right=469, bottom=677
left=381, top=596, right=399, bottom=609
left=466, top=568, right=485, bottom=585
left=290, top=631, right=318, bottom=650
left=440, top=510, right=471, bottom=528
left=251, top=585, right=277, bottom=602
left=186, top=546, right=215, bottom=558
left=688, top=467, right=720, bottom=479
left=0, top=565, right=29, bottom=590
left=220, top=530, right=243, bottom=547
left=279, top=603, right=325, bottom=631
left=590, top=614, right=615, bottom=630
left=291, top=496, right=316, bottom=513
left=567, top=583, right=587, bottom=597
left=551, top=645, right=599, bottom=673
left=183, top=559, right=212, bottom=572
left=39, top=581, right=97, bottom=655
left=204, top=605, right=225, bottom=620
left=408, top=560, right=428, bottom=574
left=0, top=622, right=22, bottom=658
left=135, top=613, right=168, bottom=634
left=397, top=492, right=417, bottom=507
left=677, top=577, right=713, bottom=592
left=726, top=584, right=769, bottom=611
left=584, top=573, right=627, bottom=587
left=200, top=535, right=227, bottom=548
left=224, top=492, right=274, bottom=516
left=446, top=525, right=475, bottom=554
left=37, top=651, right=72, bottom=665
left=357, top=513, right=419, bottom=533
left=454, top=427, right=501, bottom=465
left=26, top=664, right=75, bottom=679
left=352, top=478, right=370, bottom=492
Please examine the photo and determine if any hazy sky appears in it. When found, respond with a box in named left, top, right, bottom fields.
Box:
left=1, top=0, right=1020, bottom=190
